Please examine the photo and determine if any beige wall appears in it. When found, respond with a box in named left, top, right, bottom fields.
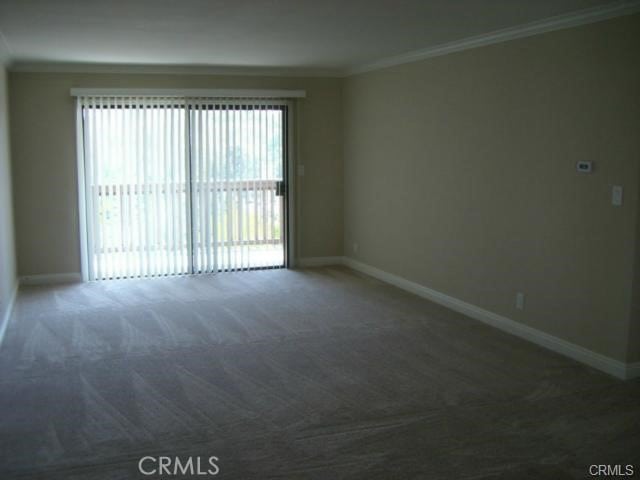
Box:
left=9, top=73, right=343, bottom=275
left=343, top=14, right=640, bottom=362
left=6, top=15, right=640, bottom=364
left=0, top=60, right=17, bottom=324
left=630, top=163, right=640, bottom=363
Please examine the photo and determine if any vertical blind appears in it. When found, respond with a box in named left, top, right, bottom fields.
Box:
left=79, top=96, right=287, bottom=281
left=190, top=102, right=285, bottom=274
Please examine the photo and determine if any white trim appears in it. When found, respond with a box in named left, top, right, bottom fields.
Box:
left=347, top=0, right=640, bottom=75
left=75, top=99, right=88, bottom=282
left=343, top=257, right=637, bottom=380
left=10, top=62, right=342, bottom=77
left=69, top=88, right=306, bottom=98
left=0, top=282, right=18, bottom=349
left=286, top=101, right=297, bottom=268
left=8, top=1, right=639, bottom=78
left=20, top=273, right=82, bottom=286
left=297, top=256, right=344, bottom=267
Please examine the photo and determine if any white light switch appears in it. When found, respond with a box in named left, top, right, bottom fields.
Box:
left=612, top=185, right=623, bottom=206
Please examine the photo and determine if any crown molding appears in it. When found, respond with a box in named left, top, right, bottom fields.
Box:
left=8, top=61, right=343, bottom=78
left=5, top=1, right=640, bottom=78
left=347, top=0, right=640, bottom=76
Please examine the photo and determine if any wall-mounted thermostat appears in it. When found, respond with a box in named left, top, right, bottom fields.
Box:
left=576, top=161, right=592, bottom=173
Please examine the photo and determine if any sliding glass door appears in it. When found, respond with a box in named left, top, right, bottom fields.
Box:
left=189, top=104, right=286, bottom=274
left=78, top=97, right=288, bottom=281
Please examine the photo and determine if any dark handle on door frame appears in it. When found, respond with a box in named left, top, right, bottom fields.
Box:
left=275, top=181, right=287, bottom=197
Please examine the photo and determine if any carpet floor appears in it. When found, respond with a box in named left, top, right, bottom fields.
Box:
left=0, top=266, right=638, bottom=479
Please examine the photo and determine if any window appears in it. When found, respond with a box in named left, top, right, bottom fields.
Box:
left=78, top=96, right=289, bottom=280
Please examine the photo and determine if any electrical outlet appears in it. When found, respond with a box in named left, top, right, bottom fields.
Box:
left=353, top=242, right=359, bottom=253
left=576, top=161, right=592, bottom=173
left=516, top=292, right=525, bottom=310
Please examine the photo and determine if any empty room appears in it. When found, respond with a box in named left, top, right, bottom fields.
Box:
left=0, top=0, right=639, bottom=478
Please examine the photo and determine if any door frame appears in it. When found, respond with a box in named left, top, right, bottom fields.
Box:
left=75, top=97, right=298, bottom=280
left=284, top=100, right=296, bottom=268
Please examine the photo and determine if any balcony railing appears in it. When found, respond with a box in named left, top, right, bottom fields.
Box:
left=89, top=179, right=283, bottom=272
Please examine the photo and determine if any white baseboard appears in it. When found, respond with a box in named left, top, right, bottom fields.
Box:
left=297, top=256, right=345, bottom=267
left=0, top=282, right=18, bottom=348
left=20, top=272, right=82, bottom=286
left=343, top=257, right=637, bottom=380
left=12, top=262, right=638, bottom=380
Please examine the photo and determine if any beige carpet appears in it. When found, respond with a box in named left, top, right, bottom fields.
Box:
left=0, top=266, right=638, bottom=479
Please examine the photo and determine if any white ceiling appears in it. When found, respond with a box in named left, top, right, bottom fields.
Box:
left=0, top=0, right=633, bottom=75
